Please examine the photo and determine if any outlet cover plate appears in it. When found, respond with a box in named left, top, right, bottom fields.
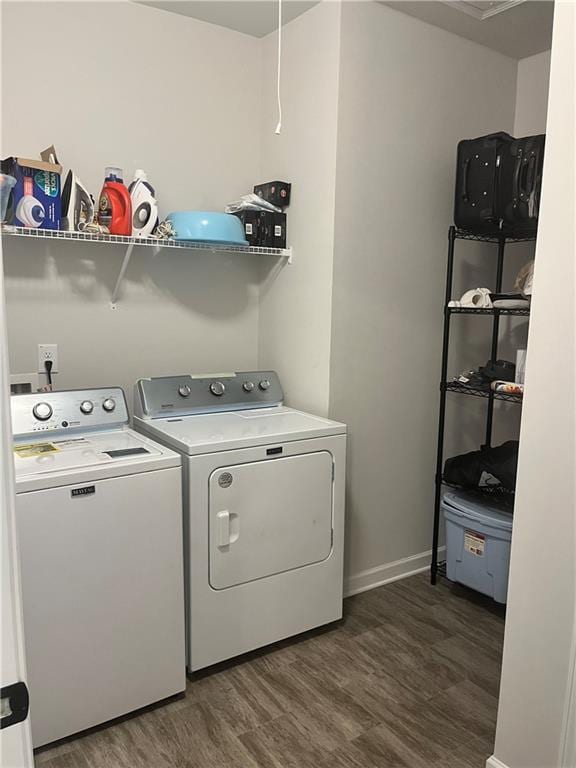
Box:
left=38, top=344, right=58, bottom=374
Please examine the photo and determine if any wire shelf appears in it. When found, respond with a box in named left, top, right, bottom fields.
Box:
left=454, top=228, right=536, bottom=243
left=2, top=224, right=292, bottom=306
left=436, top=561, right=448, bottom=579
left=443, top=381, right=523, bottom=403
left=447, top=306, right=530, bottom=317
left=1, top=225, right=292, bottom=258
left=442, top=481, right=516, bottom=510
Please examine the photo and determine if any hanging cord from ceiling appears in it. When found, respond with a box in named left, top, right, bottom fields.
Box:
left=275, top=0, right=283, bottom=134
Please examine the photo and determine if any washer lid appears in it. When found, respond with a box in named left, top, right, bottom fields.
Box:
left=134, top=406, right=346, bottom=455
left=13, top=428, right=180, bottom=492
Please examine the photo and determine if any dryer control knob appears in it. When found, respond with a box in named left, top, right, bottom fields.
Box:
left=178, top=385, right=191, bottom=397
left=242, top=381, right=255, bottom=392
left=210, top=381, right=226, bottom=396
left=259, top=379, right=271, bottom=391
left=80, top=400, right=94, bottom=415
left=102, top=398, right=116, bottom=412
left=33, top=402, right=53, bottom=421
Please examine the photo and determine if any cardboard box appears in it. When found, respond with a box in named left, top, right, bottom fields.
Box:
left=254, top=181, right=291, bottom=209
left=1, top=155, right=62, bottom=230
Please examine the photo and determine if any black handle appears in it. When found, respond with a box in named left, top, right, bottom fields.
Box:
left=0, top=682, right=29, bottom=729
left=461, top=158, right=470, bottom=201
left=524, top=154, right=536, bottom=200
left=512, top=149, right=523, bottom=202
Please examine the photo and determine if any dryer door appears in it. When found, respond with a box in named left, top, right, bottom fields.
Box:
left=209, top=451, right=333, bottom=590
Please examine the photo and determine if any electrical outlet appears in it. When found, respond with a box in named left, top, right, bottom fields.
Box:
left=38, top=344, right=58, bottom=374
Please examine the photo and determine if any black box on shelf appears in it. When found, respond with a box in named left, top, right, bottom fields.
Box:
left=233, top=211, right=287, bottom=249
left=233, top=211, right=261, bottom=246
left=254, top=181, right=291, bottom=208
left=258, top=211, right=287, bottom=249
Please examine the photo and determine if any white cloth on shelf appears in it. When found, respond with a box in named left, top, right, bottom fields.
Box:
left=225, top=193, right=282, bottom=214
left=448, top=287, right=493, bottom=309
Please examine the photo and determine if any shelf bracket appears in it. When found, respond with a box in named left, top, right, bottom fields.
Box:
left=110, top=243, right=136, bottom=309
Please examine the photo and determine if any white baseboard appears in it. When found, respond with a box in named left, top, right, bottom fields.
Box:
left=438, top=753, right=506, bottom=768
left=486, top=757, right=509, bottom=768
left=344, top=547, right=446, bottom=597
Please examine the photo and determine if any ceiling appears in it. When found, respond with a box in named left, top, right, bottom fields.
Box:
left=135, top=0, right=553, bottom=57
left=135, top=0, right=319, bottom=37
left=383, top=0, right=554, bottom=59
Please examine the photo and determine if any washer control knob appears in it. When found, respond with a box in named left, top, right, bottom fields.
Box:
left=80, top=400, right=94, bottom=415
left=210, top=381, right=226, bottom=397
left=178, top=385, right=191, bottom=397
left=242, top=381, right=255, bottom=392
left=102, top=398, right=116, bottom=413
left=259, top=379, right=271, bottom=391
left=33, top=402, right=53, bottom=421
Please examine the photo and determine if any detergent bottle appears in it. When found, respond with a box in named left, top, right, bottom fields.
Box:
left=97, top=167, right=132, bottom=235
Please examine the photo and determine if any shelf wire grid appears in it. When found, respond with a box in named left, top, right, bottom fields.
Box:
left=1, top=225, right=291, bottom=258
left=454, top=228, right=537, bottom=243
left=443, top=381, right=523, bottom=403
left=442, top=480, right=516, bottom=510
left=447, top=306, right=530, bottom=317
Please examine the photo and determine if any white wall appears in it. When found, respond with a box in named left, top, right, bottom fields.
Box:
left=2, top=1, right=262, bottom=398
left=329, top=2, right=519, bottom=581
left=489, top=4, right=575, bottom=766
left=514, top=50, right=552, bottom=136
left=2, top=0, right=558, bottom=611
left=493, top=47, right=551, bottom=443
left=257, top=1, right=341, bottom=416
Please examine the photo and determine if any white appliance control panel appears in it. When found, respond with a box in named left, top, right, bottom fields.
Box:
left=11, top=388, right=129, bottom=438
left=135, top=371, right=284, bottom=419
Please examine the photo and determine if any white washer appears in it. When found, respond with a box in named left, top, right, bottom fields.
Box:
left=11, top=388, right=186, bottom=748
left=133, top=371, right=346, bottom=672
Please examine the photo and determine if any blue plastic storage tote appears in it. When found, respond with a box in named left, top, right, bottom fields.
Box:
left=442, top=490, right=513, bottom=604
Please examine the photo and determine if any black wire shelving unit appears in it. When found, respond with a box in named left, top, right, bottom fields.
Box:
left=430, top=226, right=535, bottom=585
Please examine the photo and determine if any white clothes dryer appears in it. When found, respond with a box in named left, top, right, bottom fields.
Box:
left=133, top=371, right=346, bottom=672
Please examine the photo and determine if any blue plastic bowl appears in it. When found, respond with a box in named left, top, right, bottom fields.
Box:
left=166, top=211, right=248, bottom=245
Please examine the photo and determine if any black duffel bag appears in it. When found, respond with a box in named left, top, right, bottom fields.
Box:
left=444, top=440, right=519, bottom=492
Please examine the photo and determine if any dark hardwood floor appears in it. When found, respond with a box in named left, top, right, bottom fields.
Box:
left=35, top=573, right=505, bottom=768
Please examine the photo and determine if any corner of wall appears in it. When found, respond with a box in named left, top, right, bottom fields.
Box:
left=513, top=48, right=552, bottom=135
left=324, top=0, right=344, bottom=415
left=512, top=57, right=521, bottom=137
left=254, top=27, right=267, bottom=369
left=255, top=1, right=343, bottom=416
